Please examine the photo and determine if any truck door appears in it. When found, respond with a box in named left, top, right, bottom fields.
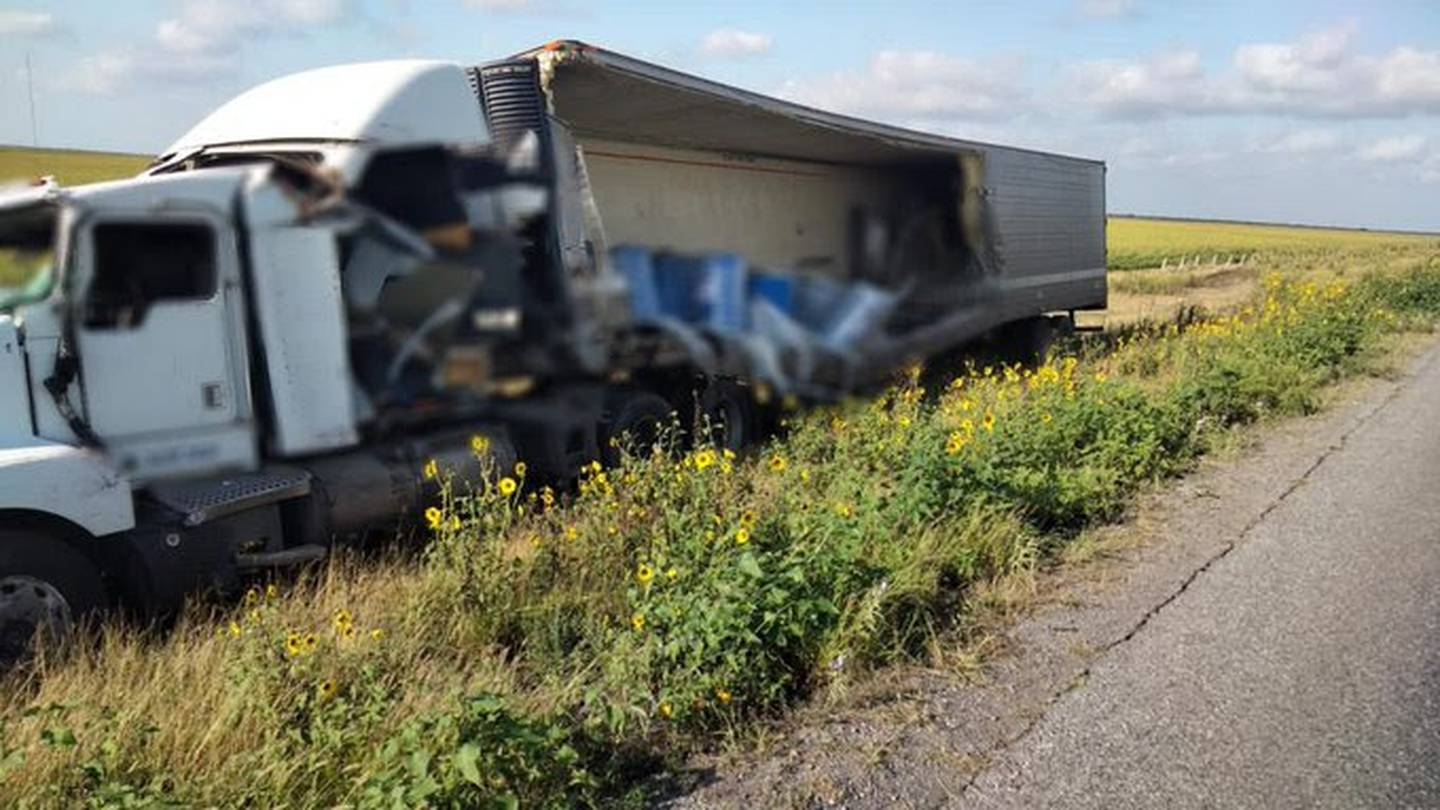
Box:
left=72, top=213, right=256, bottom=479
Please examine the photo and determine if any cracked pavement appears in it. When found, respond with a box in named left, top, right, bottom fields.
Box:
left=670, top=341, right=1440, bottom=809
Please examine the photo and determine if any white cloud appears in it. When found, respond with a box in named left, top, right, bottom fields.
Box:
left=1358, top=134, right=1427, bottom=163
left=700, top=28, right=772, bottom=59
left=65, top=0, right=352, bottom=92
left=0, top=9, right=57, bottom=36
left=1421, top=153, right=1440, bottom=184
left=1252, top=129, right=1343, bottom=155
left=1070, top=24, right=1440, bottom=119
left=1079, top=0, right=1137, bottom=19
left=779, top=51, right=1027, bottom=122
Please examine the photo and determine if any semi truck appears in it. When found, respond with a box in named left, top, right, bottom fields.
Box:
left=0, top=41, right=1106, bottom=665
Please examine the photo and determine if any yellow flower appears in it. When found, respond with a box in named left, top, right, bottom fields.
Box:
left=425, top=507, right=444, bottom=530
left=658, top=701, right=674, bottom=720
left=541, top=488, right=556, bottom=508
left=498, top=477, right=518, bottom=497
left=565, top=525, right=580, bottom=542
left=722, top=448, right=736, bottom=461
left=666, top=567, right=679, bottom=582
left=244, top=587, right=260, bottom=607
left=317, top=679, right=338, bottom=703
left=715, top=688, right=733, bottom=705
left=333, top=609, right=353, bottom=631
left=1040, top=412, right=1053, bottom=424
left=470, top=434, right=491, bottom=456
left=514, top=461, right=527, bottom=478
left=635, top=563, right=655, bottom=586
left=800, top=469, right=811, bottom=484
left=1094, top=371, right=1109, bottom=383
left=694, top=449, right=717, bottom=471
left=340, top=624, right=357, bottom=641
left=834, top=502, right=854, bottom=519
left=227, top=621, right=242, bottom=638
left=423, top=458, right=439, bottom=481
left=983, top=412, right=996, bottom=433
left=631, top=613, right=646, bottom=632
left=370, top=628, right=386, bottom=642
left=265, top=583, right=279, bottom=602
left=945, top=432, right=968, bottom=456
left=768, top=455, right=787, bottom=473
left=247, top=609, right=261, bottom=624
left=285, top=632, right=304, bottom=657
left=740, top=510, right=757, bottom=529
left=735, top=528, right=751, bottom=546
left=898, top=415, right=912, bottom=429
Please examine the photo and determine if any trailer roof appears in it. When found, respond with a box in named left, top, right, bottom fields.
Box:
left=505, top=40, right=1104, bottom=168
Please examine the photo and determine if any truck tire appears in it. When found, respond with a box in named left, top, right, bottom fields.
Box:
left=600, top=390, right=675, bottom=466
left=0, top=528, right=106, bottom=669
left=697, top=378, right=753, bottom=453
left=998, top=316, right=1057, bottom=366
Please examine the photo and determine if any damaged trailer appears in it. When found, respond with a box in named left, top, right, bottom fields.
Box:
left=0, top=41, right=1104, bottom=665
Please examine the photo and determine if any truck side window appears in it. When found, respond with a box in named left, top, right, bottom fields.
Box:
left=85, top=223, right=217, bottom=330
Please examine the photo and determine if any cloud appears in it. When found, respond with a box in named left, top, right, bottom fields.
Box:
left=1078, top=0, right=1137, bottom=19
left=1070, top=24, right=1440, bottom=119
left=1252, top=129, right=1343, bottom=155
left=1358, top=134, right=1426, bottom=163
left=1421, top=153, right=1440, bottom=184
left=700, top=28, right=772, bottom=59
left=64, top=0, right=353, bottom=92
left=0, top=9, right=57, bottom=36
left=779, top=50, right=1027, bottom=122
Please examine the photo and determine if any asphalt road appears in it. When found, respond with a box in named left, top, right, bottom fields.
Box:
left=965, top=348, right=1440, bottom=808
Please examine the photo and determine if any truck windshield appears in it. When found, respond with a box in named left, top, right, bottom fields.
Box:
left=0, top=203, right=58, bottom=311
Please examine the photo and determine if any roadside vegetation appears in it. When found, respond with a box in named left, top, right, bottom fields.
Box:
left=3, top=238, right=1439, bottom=807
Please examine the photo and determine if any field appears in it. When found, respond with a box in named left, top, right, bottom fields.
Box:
left=1107, top=215, right=1436, bottom=271
left=0, top=146, right=149, bottom=188
left=4, top=144, right=1440, bottom=806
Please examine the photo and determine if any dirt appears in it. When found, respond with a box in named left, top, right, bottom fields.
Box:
left=653, top=342, right=1429, bottom=810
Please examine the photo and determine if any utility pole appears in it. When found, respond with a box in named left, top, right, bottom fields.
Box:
left=26, top=52, right=38, bottom=147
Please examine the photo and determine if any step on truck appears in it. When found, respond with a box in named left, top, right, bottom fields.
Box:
left=0, top=40, right=1106, bottom=665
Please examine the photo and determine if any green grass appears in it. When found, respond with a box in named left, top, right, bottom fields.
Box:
left=1, top=147, right=150, bottom=290
left=0, top=146, right=149, bottom=187
left=4, top=242, right=1439, bottom=807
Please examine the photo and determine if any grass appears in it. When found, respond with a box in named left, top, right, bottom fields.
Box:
left=4, top=238, right=1439, bottom=807
left=0, top=147, right=150, bottom=290
left=1107, top=216, right=1439, bottom=271
left=0, top=147, right=149, bottom=187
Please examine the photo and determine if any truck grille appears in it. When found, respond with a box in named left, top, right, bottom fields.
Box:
left=473, top=61, right=547, bottom=153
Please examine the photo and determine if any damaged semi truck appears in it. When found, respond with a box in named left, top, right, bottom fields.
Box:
left=0, top=41, right=1106, bottom=664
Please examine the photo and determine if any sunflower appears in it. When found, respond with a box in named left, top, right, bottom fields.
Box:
left=735, top=528, right=751, bottom=546
left=424, top=507, right=444, bottom=530
left=470, top=434, right=491, bottom=456
left=635, top=563, right=655, bottom=586
left=768, top=455, right=788, bottom=473
left=498, top=477, right=518, bottom=497
left=423, top=458, right=439, bottom=481
left=631, top=613, right=646, bottom=632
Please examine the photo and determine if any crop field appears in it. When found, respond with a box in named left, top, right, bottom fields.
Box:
left=3, top=232, right=1439, bottom=805
left=1107, top=215, right=1436, bottom=271
left=0, top=146, right=148, bottom=188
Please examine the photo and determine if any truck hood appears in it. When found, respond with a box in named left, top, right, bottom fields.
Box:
left=163, top=61, right=489, bottom=157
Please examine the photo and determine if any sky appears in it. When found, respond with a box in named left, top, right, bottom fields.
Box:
left=1, top=0, right=1438, bottom=231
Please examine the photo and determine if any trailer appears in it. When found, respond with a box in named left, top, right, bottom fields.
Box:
left=0, top=41, right=1105, bottom=666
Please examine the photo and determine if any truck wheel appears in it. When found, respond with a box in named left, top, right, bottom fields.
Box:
left=0, top=529, right=106, bottom=669
left=600, top=390, right=675, bottom=466
left=998, top=316, right=1056, bottom=366
left=698, top=378, right=753, bottom=452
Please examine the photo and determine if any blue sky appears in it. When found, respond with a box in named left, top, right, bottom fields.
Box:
left=1, top=1, right=1437, bottom=230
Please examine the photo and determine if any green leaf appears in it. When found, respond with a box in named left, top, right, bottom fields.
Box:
left=454, top=743, right=483, bottom=786
left=737, top=553, right=763, bottom=579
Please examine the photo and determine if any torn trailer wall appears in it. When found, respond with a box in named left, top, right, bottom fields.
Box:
left=471, top=42, right=1106, bottom=394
